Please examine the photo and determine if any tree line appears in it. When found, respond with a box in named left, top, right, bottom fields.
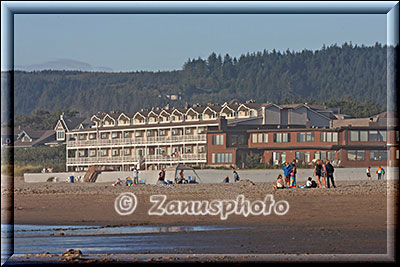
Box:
left=12, top=43, right=388, bottom=119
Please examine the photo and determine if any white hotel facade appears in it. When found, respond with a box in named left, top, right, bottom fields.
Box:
left=63, top=100, right=264, bottom=171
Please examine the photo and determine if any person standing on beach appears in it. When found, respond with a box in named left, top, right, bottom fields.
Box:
left=282, top=162, right=293, bottom=187
left=233, top=170, right=240, bottom=182
left=313, top=160, right=327, bottom=188
left=133, top=166, right=139, bottom=185
left=325, top=160, right=336, bottom=188
left=376, top=166, right=383, bottom=180
left=366, top=167, right=371, bottom=180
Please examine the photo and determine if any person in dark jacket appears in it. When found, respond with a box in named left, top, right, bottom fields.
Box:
left=325, top=160, right=336, bottom=188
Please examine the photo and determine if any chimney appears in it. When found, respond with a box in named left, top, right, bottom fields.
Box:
left=184, top=103, right=189, bottom=109
left=218, top=116, right=227, bottom=131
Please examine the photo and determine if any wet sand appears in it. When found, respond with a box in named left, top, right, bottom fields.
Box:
left=2, top=176, right=398, bottom=262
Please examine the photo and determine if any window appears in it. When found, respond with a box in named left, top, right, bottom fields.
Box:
left=89, top=133, right=96, bottom=140
left=232, top=135, right=238, bottom=146
left=101, top=133, right=107, bottom=139
left=171, top=129, right=178, bottom=136
left=212, top=153, right=232, bottom=163
left=379, top=131, right=387, bottom=142
left=360, top=131, right=368, bottom=142
left=198, top=146, right=205, bottom=153
left=135, top=131, right=141, bottom=137
left=159, top=130, right=165, bottom=136
left=78, top=134, right=85, bottom=140
left=212, top=135, right=224, bottom=145
left=124, top=132, right=129, bottom=138
left=78, top=150, right=87, bottom=158
left=112, top=149, right=119, bottom=156
left=123, top=149, right=131, bottom=156
left=252, top=134, right=258, bottom=143
left=350, top=131, right=359, bottom=142
left=396, top=149, right=399, bottom=159
left=100, top=150, right=107, bottom=157
left=369, top=131, right=378, bottom=141
left=112, top=132, right=119, bottom=139
left=185, top=147, right=192, bottom=153
left=321, top=132, right=338, bottom=142
left=185, top=128, right=192, bottom=134
left=146, top=131, right=151, bottom=137
left=347, top=150, right=365, bottom=161
left=89, top=150, right=96, bottom=157
left=57, top=131, right=65, bottom=140
left=370, top=150, right=387, bottom=161
left=273, top=133, right=290, bottom=143
left=396, top=131, right=399, bottom=142
left=197, top=128, right=205, bottom=134
left=327, top=151, right=335, bottom=161
left=297, top=132, right=314, bottom=142
left=368, top=130, right=387, bottom=142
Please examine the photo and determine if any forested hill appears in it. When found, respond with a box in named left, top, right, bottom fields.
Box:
left=14, top=43, right=388, bottom=116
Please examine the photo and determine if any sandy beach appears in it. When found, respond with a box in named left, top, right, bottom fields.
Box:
left=2, top=175, right=398, bottom=262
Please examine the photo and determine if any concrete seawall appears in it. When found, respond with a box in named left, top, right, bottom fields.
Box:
left=24, top=166, right=397, bottom=184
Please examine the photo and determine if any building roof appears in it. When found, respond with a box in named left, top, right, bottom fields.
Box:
left=14, top=129, right=55, bottom=147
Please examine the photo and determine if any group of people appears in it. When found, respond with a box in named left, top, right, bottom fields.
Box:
left=366, top=166, right=385, bottom=180
left=274, top=159, right=336, bottom=189
left=112, top=166, right=139, bottom=187
left=222, top=170, right=240, bottom=183
left=41, top=167, right=54, bottom=173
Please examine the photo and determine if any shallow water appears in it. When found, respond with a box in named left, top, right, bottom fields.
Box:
left=5, top=224, right=249, bottom=255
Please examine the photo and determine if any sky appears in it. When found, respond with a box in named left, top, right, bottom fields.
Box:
left=14, top=14, right=387, bottom=72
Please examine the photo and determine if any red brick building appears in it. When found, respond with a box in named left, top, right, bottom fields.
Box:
left=207, top=113, right=399, bottom=168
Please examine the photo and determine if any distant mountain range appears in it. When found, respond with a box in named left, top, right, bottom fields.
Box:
left=15, top=59, right=113, bottom=72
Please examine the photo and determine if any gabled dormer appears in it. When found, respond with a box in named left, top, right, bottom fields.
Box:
left=185, top=107, right=200, bottom=121
left=103, top=114, right=116, bottom=127
left=148, top=110, right=160, bottom=124
left=220, top=105, right=236, bottom=119
left=171, top=108, right=185, bottom=122
left=133, top=111, right=148, bottom=124
left=117, top=113, right=131, bottom=126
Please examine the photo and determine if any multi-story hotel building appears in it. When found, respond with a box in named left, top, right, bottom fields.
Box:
left=63, top=100, right=339, bottom=171
left=62, top=100, right=398, bottom=171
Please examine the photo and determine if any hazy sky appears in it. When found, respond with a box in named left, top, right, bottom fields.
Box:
left=14, top=14, right=387, bottom=72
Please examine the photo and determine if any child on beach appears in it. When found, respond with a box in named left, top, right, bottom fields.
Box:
left=125, top=177, right=133, bottom=186
left=273, top=174, right=285, bottom=189
left=289, top=170, right=296, bottom=188
left=112, top=178, right=123, bottom=186
left=223, top=176, right=230, bottom=183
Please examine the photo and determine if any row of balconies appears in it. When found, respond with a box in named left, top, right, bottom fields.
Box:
left=67, top=134, right=207, bottom=147
left=66, top=153, right=207, bottom=165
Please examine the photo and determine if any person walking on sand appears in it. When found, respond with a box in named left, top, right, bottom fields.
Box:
left=366, top=167, right=371, bottom=180
left=325, top=160, right=336, bottom=188
left=313, top=160, right=327, bottom=188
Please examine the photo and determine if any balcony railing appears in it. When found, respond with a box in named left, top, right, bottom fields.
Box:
left=67, top=134, right=207, bottom=147
left=66, top=153, right=207, bottom=165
